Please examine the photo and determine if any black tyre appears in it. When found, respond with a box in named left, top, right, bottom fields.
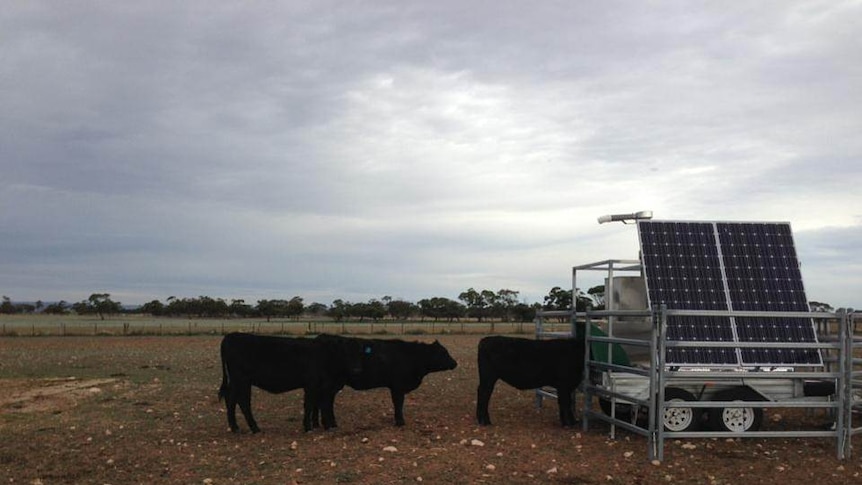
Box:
left=662, top=387, right=701, bottom=432
left=708, top=387, right=764, bottom=432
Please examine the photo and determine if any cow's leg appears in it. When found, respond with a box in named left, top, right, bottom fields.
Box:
left=308, top=390, right=337, bottom=429
left=236, top=383, right=260, bottom=433
left=319, top=390, right=338, bottom=430
left=390, top=390, right=406, bottom=426
left=311, top=404, right=321, bottom=429
left=224, top=387, right=240, bottom=433
left=302, top=388, right=318, bottom=432
left=476, top=377, right=497, bottom=426
left=557, top=387, right=576, bottom=427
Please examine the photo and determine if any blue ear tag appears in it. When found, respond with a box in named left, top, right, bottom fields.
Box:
left=364, top=346, right=372, bottom=355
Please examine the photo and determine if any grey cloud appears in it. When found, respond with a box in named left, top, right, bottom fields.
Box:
left=1, top=1, right=860, bottom=307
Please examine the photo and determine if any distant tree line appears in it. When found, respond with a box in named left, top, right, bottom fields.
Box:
left=0, top=286, right=611, bottom=322
left=5, top=290, right=839, bottom=321
left=0, top=294, right=124, bottom=320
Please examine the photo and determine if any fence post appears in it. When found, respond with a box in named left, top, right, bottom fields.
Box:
left=839, top=308, right=851, bottom=459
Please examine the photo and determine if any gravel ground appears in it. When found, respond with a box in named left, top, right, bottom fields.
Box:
left=1, top=335, right=859, bottom=484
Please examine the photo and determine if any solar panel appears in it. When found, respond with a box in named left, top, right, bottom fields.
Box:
left=717, top=222, right=820, bottom=365
left=639, top=221, right=737, bottom=365
left=638, top=220, right=821, bottom=367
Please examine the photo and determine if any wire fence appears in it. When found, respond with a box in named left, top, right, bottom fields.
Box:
left=0, top=315, right=575, bottom=337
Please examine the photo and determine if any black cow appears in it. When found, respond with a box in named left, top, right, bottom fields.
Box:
left=476, top=335, right=586, bottom=427
left=218, top=332, right=366, bottom=433
left=315, top=334, right=458, bottom=426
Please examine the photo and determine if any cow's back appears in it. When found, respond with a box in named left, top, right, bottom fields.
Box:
left=221, top=333, right=320, bottom=393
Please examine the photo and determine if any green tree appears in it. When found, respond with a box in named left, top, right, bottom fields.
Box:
left=418, top=297, right=465, bottom=322
left=543, top=286, right=573, bottom=322
left=141, top=299, right=165, bottom=316
left=43, top=301, right=68, bottom=315
left=494, top=289, right=520, bottom=322
left=809, top=301, right=834, bottom=312
left=0, top=296, right=15, bottom=314
left=364, top=299, right=387, bottom=322
left=387, top=299, right=417, bottom=320
left=229, top=299, right=254, bottom=317
left=512, top=302, right=540, bottom=323
left=459, top=288, right=496, bottom=322
left=328, top=299, right=349, bottom=322
left=83, top=293, right=122, bottom=320
left=543, top=286, right=572, bottom=311
left=575, top=289, right=598, bottom=312
left=257, top=299, right=292, bottom=322
left=196, top=296, right=229, bottom=317
left=286, top=296, right=305, bottom=320
left=306, top=302, right=328, bottom=316
left=587, top=285, right=606, bottom=310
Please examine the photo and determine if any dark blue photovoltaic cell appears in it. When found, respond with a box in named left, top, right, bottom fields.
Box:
left=638, top=220, right=821, bottom=367
left=638, top=221, right=737, bottom=365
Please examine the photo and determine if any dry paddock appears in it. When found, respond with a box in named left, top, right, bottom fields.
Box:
left=1, top=335, right=860, bottom=484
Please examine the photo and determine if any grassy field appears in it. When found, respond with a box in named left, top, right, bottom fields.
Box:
left=0, top=314, right=572, bottom=337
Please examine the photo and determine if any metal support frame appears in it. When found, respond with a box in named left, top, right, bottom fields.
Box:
left=584, top=306, right=857, bottom=462
left=540, top=257, right=860, bottom=462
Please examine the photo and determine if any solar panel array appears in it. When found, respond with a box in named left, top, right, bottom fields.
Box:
left=638, top=220, right=820, bottom=367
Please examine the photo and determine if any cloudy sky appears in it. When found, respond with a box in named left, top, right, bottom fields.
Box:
left=2, top=1, right=860, bottom=308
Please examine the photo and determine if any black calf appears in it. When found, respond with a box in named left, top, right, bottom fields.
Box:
left=218, top=333, right=365, bottom=433
left=476, top=335, right=586, bottom=427
left=315, top=334, right=458, bottom=426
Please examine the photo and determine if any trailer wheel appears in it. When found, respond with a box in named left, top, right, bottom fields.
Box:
left=708, top=387, right=764, bottom=433
left=663, top=388, right=701, bottom=432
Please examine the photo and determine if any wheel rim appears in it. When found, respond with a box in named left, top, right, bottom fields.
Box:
left=663, top=398, right=694, bottom=432
left=720, top=406, right=755, bottom=432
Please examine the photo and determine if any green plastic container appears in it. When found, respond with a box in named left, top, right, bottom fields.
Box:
left=575, top=322, right=631, bottom=366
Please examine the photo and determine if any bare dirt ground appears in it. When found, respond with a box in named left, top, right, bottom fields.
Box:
left=1, top=335, right=859, bottom=484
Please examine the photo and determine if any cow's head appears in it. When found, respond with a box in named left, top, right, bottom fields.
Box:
left=427, top=340, right=457, bottom=372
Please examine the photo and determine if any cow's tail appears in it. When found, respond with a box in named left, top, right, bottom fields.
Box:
left=218, top=341, right=229, bottom=402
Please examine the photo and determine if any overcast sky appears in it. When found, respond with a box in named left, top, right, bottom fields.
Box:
left=2, top=1, right=860, bottom=309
